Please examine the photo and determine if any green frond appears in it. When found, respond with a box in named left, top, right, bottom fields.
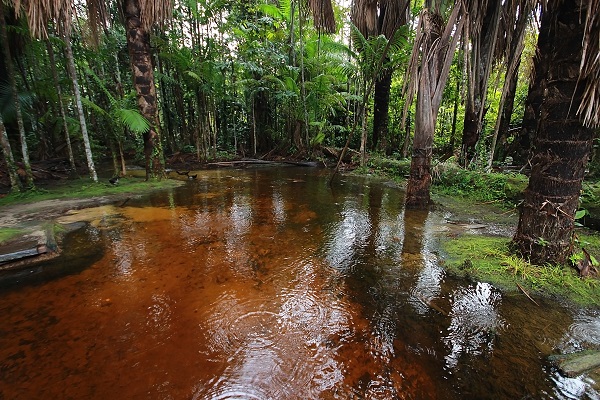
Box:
left=388, top=25, right=409, bottom=54
left=257, top=4, right=284, bottom=20
left=153, top=71, right=180, bottom=86
left=185, top=70, right=204, bottom=83
left=112, top=108, right=150, bottom=134
left=279, top=0, right=292, bottom=22
left=320, top=39, right=356, bottom=59
left=283, top=76, right=299, bottom=93
left=350, top=23, right=370, bottom=56
left=84, top=67, right=117, bottom=106
left=260, top=75, right=286, bottom=90
left=80, top=97, right=109, bottom=117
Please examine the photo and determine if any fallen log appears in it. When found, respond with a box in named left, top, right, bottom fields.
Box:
left=207, top=159, right=278, bottom=167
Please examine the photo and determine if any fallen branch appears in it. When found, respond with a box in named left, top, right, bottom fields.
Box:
left=516, top=282, right=539, bottom=306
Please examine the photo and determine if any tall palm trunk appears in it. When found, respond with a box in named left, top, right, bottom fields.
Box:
left=0, top=113, right=21, bottom=192
left=459, top=0, right=501, bottom=166
left=46, top=38, right=76, bottom=173
left=64, top=29, right=98, bottom=182
left=123, top=0, right=165, bottom=180
left=0, top=2, right=34, bottom=187
left=512, top=0, right=595, bottom=265
left=405, top=4, right=463, bottom=208
left=372, top=69, right=392, bottom=151
left=487, top=1, right=531, bottom=170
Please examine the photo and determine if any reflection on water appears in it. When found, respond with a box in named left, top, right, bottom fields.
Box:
left=0, top=167, right=598, bottom=399
left=444, top=282, right=505, bottom=369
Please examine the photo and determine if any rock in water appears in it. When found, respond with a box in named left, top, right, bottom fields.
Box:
left=548, top=350, right=600, bottom=377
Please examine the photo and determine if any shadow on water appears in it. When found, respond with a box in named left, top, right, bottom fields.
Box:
left=0, top=224, right=104, bottom=291
left=0, top=167, right=598, bottom=399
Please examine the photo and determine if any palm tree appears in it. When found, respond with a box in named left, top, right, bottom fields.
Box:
left=122, top=0, right=171, bottom=179
left=459, top=0, right=502, bottom=167
left=0, top=1, right=34, bottom=187
left=45, top=37, right=76, bottom=173
left=486, top=0, right=535, bottom=170
left=352, top=0, right=410, bottom=153
left=13, top=0, right=99, bottom=181
left=63, top=26, right=99, bottom=182
left=17, top=0, right=171, bottom=180
left=403, top=1, right=464, bottom=208
left=512, top=0, right=600, bottom=265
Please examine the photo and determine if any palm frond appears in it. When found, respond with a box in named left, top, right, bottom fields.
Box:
left=84, top=66, right=117, bottom=107
left=350, top=23, right=371, bottom=57
left=257, top=4, right=285, bottom=20
left=283, top=76, right=299, bottom=93
left=79, top=96, right=109, bottom=117
left=351, top=0, right=378, bottom=37
left=112, top=108, right=151, bottom=133
left=137, top=0, right=173, bottom=31
left=577, top=0, right=600, bottom=128
left=308, top=0, right=336, bottom=33
left=279, top=0, right=292, bottom=22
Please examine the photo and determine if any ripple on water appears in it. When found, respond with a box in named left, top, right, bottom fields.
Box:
left=562, top=310, right=600, bottom=352
left=443, top=282, right=505, bottom=369
left=201, top=292, right=278, bottom=360
left=146, top=294, right=173, bottom=339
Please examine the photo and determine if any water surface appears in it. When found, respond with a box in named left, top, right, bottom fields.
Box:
left=1, top=167, right=598, bottom=399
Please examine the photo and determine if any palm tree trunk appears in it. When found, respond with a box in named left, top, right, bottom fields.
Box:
left=372, top=69, right=392, bottom=152
left=459, top=0, right=502, bottom=167
left=46, top=38, right=76, bottom=173
left=64, top=30, right=98, bottom=182
left=512, top=0, right=595, bottom=265
left=123, top=0, right=165, bottom=180
left=0, top=3, right=34, bottom=187
left=487, top=1, right=530, bottom=170
left=0, top=113, right=21, bottom=192
left=406, top=4, right=463, bottom=208
left=299, top=10, right=310, bottom=149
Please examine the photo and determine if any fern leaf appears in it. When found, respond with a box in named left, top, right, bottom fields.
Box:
left=112, top=108, right=150, bottom=133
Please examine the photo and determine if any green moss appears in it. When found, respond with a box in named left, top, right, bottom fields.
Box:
left=0, top=228, right=25, bottom=244
left=0, top=177, right=183, bottom=208
left=440, top=234, right=600, bottom=307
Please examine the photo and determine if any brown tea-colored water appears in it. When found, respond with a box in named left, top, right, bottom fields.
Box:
left=1, top=167, right=599, bottom=399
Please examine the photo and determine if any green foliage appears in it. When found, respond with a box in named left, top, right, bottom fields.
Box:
left=441, top=234, right=600, bottom=306
left=82, top=67, right=150, bottom=134
left=349, top=24, right=409, bottom=83
left=432, top=161, right=527, bottom=205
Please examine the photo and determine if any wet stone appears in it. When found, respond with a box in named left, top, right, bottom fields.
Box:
left=549, top=350, right=600, bottom=377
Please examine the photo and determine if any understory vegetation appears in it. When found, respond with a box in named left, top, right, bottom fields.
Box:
left=365, top=156, right=528, bottom=206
